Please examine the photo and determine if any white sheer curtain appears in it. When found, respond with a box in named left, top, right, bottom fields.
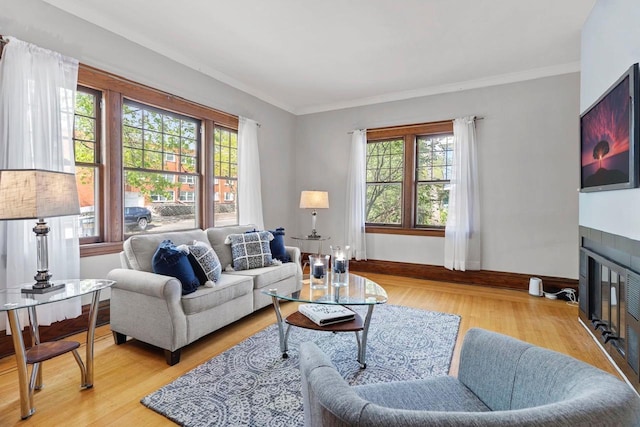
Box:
left=0, top=37, right=81, bottom=329
left=237, top=116, right=264, bottom=230
left=345, top=129, right=367, bottom=260
left=444, top=116, right=481, bottom=271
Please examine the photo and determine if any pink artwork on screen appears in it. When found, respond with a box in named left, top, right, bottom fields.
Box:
left=581, top=75, right=630, bottom=188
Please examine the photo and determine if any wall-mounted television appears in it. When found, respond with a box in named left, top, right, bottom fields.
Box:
left=580, top=63, right=639, bottom=192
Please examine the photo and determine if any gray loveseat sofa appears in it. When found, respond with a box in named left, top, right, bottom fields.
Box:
left=107, top=225, right=302, bottom=365
left=300, top=328, right=640, bottom=426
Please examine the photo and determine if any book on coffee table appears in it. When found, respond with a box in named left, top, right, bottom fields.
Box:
left=298, top=303, right=355, bottom=326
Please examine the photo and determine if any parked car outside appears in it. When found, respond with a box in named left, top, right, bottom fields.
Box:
left=124, top=206, right=152, bottom=230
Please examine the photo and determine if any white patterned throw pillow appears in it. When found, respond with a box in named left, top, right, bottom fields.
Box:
left=186, top=240, right=222, bottom=286
left=225, top=231, right=273, bottom=271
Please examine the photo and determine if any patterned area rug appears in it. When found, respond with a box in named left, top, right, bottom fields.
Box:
left=141, top=305, right=461, bottom=426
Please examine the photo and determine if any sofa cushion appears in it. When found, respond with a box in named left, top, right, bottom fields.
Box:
left=354, top=376, right=490, bottom=412
left=124, top=229, right=209, bottom=272
left=225, top=261, right=298, bottom=289
left=187, top=240, right=222, bottom=284
left=269, top=227, right=291, bottom=263
left=226, top=231, right=274, bottom=271
left=180, top=274, right=253, bottom=315
left=206, top=225, right=256, bottom=270
left=151, top=240, right=200, bottom=295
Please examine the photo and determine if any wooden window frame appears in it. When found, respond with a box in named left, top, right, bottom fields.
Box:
left=77, top=64, right=238, bottom=257
left=213, top=125, right=239, bottom=226
left=75, top=85, right=104, bottom=245
left=365, top=121, right=453, bottom=237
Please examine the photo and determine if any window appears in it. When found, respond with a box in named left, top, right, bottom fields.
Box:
left=366, top=121, right=453, bottom=234
left=73, top=86, right=102, bottom=243
left=416, top=134, right=453, bottom=227
left=214, top=126, right=238, bottom=226
left=179, top=175, right=196, bottom=184
left=122, top=100, right=199, bottom=234
left=76, top=63, right=239, bottom=256
left=179, top=191, right=195, bottom=202
left=366, top=138, right=404, bottom=225
left=150, top=191, right=174, bottom=202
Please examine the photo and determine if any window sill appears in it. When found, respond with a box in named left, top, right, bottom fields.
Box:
left=80, top=242, right=124, bottom=258
left=365, top=226, right=445, bottom=237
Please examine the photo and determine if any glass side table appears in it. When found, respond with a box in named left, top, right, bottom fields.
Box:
left=0, top=279, right=115, bottom=420
left=291, top=235, right=331, bottom=255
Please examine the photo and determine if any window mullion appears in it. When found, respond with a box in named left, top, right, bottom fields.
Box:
left=402, top=134, right=415, bottom=228
left=203, top=120, right=215, bottom=229
left=103, top=89, right=124, bottom=241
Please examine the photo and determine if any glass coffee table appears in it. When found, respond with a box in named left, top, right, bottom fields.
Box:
left=263, top=273, right=387, bottom=368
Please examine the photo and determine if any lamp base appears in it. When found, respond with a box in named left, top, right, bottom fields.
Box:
left=307, top=230, right=321, bottom=239
left=21, top=283, right=66, bottom=294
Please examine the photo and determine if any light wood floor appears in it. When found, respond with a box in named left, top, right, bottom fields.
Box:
left=0, top=273, right=619, bottom=426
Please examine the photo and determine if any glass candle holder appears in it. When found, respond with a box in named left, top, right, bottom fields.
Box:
left=308, top=254, right=329, bottom=290
left=331, top=245, right=350, bottom=287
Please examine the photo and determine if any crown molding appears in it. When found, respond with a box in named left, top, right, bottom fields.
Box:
left=295, top=62, right=581, bottom=115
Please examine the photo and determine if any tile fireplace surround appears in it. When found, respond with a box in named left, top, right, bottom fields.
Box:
left=579, top=226, right=640, bottom=393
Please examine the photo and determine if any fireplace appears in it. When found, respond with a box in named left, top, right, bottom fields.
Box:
left=579, top=226, right=640, bottom=391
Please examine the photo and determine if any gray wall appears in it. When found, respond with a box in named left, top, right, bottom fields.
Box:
left=579, top=0, right=640, bottom=240
left=1, top=0, right=298, bottom=277
left=296, top=74, right=580, bottom=279
left=2, top=0, right=581, bottom=280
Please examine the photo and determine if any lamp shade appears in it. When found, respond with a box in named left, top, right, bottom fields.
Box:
left=0, top=169, right=80, bottom=220
left=299, top=191, right=329, bottom=209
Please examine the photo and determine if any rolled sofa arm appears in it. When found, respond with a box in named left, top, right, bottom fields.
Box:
left=107, top=268, right=183, bottom=300
left=285, top=245, right=303, bottom=281
left=108, top=268, right=188, bottom=352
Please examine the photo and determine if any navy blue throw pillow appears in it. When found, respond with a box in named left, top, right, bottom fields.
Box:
left=269, top=227, right=291, bottom=263
left=152, top=239, right=200, bottom=295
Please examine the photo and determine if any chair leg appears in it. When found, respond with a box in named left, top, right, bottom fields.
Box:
left=71, top=349, right=87, bottom=387
left=165, top=349, right=181, bottom=366
left=112, top=331, right=127, bottom=345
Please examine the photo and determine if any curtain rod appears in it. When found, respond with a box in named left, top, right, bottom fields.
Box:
left=347, top=117, right=485, bottom=134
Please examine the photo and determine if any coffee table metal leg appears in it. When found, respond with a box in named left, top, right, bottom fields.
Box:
left=269, top=293, right=289, bottom=358
left=357, top=305, right=375, bottom=369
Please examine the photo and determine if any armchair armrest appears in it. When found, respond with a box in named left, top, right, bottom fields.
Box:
left=457, top=328, right=532, bottom=411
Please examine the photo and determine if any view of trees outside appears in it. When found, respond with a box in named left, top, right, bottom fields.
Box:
left=213, top=127, right=238, bottom=226
left=365, top=133, right=453, bottom=228
left=73, top=89, right=242, bottom=238
left=121, top=101, right=199, bottom=234
left=366, top=138, right=403, bottom=224
left=415, top=134, right=453, bottom=227
left=74, top=89, right=100, bottom=238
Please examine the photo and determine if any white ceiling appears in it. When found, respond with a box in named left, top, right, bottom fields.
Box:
left=43, top=0, right=596, bottom=115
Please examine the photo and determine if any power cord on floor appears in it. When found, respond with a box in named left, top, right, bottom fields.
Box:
left=544, top=288, right=578, bottom=306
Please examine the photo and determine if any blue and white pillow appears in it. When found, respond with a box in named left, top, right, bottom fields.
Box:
left=187, top=240, right=222, bottom=286
left=225, top=231, right=273, bottom=271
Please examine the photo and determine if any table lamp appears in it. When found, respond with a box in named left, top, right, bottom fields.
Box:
left=299, top=190, right=329, bottom=239
left=0, top=169, right=80, bottom=293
